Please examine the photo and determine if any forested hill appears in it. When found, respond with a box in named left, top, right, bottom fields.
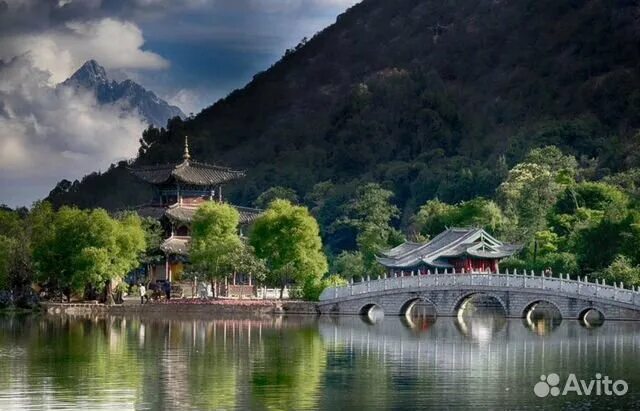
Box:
left=49, top=0, right=640, bottom=220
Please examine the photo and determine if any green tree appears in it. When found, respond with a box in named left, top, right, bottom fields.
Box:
left=31, top=206, right=145, bottom=302
left=139, top=216, right=165, bottom=281
left=250, top=200, right=328, bottom=298
left=76, top=210, right=146, bottom=303
left=338, top=183, right=403, bottom=274
left=332, top=250, right=366, bottom=280
left=254, top=186, right=299, bottom=209
left=190, top=202, right=243, bottom=296
left=0, top=236, right=14, bottom=290
left=0, top=209, right=32, bottom=293
left=597, top=255, right=640, bottom=288
left=498, top=146, right=577, bottom=242
left=415, top=198, right=503, bottom=237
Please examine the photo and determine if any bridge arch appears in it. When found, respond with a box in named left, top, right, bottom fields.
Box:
left=400, top=297, right=438, bottom=318
left=521, top=299, right=564, bottom=320
left=579, top=307, right=605, bottom=328
left=359, top=302, right=383, bottom=316
left=452, top=292, right=508, bottom=317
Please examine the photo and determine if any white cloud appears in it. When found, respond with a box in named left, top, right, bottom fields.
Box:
left=0, top=18, right=168, bottom=84
left=165, top=88, right=203, bottom=116
left=0, top=56, right=146, bottom=205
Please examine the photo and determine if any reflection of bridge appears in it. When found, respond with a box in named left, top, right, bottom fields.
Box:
left=318, top=271, right=640, bottom=321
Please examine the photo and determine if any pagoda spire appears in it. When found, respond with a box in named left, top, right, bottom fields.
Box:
left=183, top=136, right=191, bottom=161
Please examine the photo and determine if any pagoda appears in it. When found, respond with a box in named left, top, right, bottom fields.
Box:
left=129, top=137, right=261, bottom=294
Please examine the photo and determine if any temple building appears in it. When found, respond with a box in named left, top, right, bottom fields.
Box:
left=376, top=228, right=519, bottom=274
left=129, top=137, right=261, bottom=295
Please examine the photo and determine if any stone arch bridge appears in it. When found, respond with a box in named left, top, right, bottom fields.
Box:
left=317, top=271, right=640, bottom=321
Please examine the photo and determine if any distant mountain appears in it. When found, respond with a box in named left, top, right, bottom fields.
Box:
left=61, top=60, right=184, bottom=127
left=49, top=0, right=640, bottom=219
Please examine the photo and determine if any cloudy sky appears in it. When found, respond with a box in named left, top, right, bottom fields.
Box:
left=0, top=0, right=359, bottom=208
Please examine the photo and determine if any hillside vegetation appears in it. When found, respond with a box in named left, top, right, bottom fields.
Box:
left=47, top=0, right=640, bottom=252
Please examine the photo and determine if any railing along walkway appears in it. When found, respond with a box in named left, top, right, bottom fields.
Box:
left=319, top=269, right=640, bottom=307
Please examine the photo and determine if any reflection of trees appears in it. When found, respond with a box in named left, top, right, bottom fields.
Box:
left=323, top=345, right=393, bottom=410
left=0, top=315, right=142, bottom=409
left=250, top=327, right=326, bottom=410
left=186, top=321, right=238, bottom=410
left=2, top=313, right=640, bottom=410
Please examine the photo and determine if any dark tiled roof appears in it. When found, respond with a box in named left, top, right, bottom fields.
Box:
left=376, top=228, right=520, bottom=268
left=132, top=205, right=166, bottom=219
left=165, top=203, right=262, bottom=225
left=129, top=160, right=245, bottom=186
left=234, top=205, right=263, bottom=224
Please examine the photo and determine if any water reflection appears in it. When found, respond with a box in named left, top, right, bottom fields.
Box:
left=521, top=301, right=563, bottom=336
left=1, top=313, right=639, bottom=410
left=361, top=305, right=384, bottom=325
left=580, top=308, right=606, bottom=329
left=455, top=294, right=507, bottom=344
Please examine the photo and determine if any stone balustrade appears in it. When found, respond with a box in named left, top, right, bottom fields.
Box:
left=319, top=269, right=640, bottom=308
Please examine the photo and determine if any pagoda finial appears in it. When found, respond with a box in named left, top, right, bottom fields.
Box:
left=183, top=136, right=191, bottom=161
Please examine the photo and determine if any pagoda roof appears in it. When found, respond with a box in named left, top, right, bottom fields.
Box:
left=376, top=228, right=520, bottom=269
left=129, top=160, right=245, bottom=186
left=132, top=202, right=262, bottom=225
left=160, top=236, right=190, bottom=256
left=129, top=136, right=245, bottom=186
left=165, top=203, right=262, bottom=225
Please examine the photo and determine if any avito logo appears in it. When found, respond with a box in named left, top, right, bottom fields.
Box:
left=534, top=373, right=628, bottom=398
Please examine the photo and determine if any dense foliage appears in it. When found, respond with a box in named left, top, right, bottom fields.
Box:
left=190, top=202, right=267, bottom=295
left=0, top=203, right=147, bottom=303
left=17, top=0, right=640, bottom=297
left=250, top=200, right=328, bottom=299
left=46, top=0, right=640, bottom=236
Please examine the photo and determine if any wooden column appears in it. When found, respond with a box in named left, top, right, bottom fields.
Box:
left=165, top=256, right=169, bottom=281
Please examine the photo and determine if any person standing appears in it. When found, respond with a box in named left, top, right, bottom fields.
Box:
left=164, top=281, right=171, bottom=301
left=139, top=283, right=147, bottom=304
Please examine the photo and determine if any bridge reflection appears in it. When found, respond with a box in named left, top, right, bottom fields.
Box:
left=319, top=314, right=639, bottom=371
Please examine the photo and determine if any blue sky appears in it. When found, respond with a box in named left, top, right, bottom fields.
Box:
left=0, top=0, right=360, bottom=207
left=121, top=0, right=360, bottom=113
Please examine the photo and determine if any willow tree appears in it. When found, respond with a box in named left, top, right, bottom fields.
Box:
left=250, top=200, right=328, bottom=299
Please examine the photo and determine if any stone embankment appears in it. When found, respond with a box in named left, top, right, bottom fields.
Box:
left=41, top=299, right=319, bottom=317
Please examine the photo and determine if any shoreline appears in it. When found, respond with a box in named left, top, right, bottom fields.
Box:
left=39, top=299, right=319, bottom=317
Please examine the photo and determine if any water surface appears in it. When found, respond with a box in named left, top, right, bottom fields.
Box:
left=0, top=312, right=639, bottom=410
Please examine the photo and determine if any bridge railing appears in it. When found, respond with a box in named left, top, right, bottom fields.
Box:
left=318, top=269, right=640, bottom=307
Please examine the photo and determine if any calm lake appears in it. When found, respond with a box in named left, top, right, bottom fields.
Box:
left=0, top=311, right=639, bottom=410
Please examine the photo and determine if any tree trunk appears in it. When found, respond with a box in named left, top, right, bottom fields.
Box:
left=279, top=283, right=285, bottom=300
left=105, top=279, right=115, bottom=305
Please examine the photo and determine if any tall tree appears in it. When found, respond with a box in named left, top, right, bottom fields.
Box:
left=250, top=199, right=328, bottom=298
left=0, top=209, right=32, bottom=293
left=190, top=202, right=243, bottom=297
left=497, top=146, right=577, bottom=242
left=338, top=183, right=403, bottom=274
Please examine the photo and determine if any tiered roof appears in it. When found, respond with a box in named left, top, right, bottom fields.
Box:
left=160, top=236, right=190, bottom=256
left=129, top=137, right=245, bottom=186
left=376, top=228, right=520, bottom=269
left=165, top=203, right=262, bottom=225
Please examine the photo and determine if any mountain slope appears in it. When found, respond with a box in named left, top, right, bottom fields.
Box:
left=61, top=60, right=185, bottom=127
left=48, top=0, right=640, bottom=218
